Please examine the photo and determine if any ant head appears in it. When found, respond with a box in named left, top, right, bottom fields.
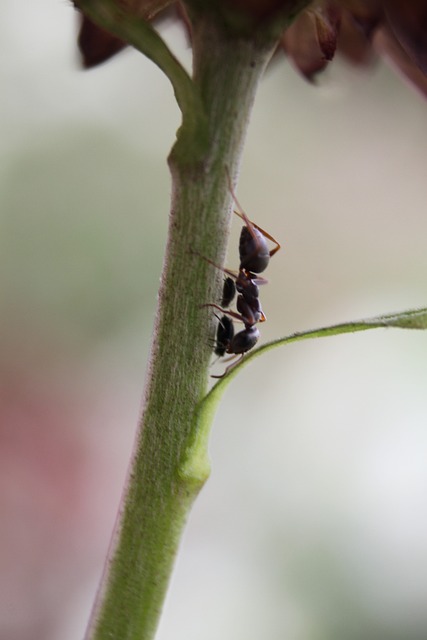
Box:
left=229, top=324, right=260, bottom=355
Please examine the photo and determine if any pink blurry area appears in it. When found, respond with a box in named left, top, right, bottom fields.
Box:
left=0, top=155, right=149, bottom=637
left=0, top=123, right=155, bottom=640
left=0, top=348, right=137, bottom=639
left=1, top=3, right=162, bottom=627
left=0, top=123, right=156, bottom=637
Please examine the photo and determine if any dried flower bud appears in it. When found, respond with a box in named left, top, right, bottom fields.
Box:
left=78, top=16, right=126, bottom=67
left=77, top=0, right=175, bottom=67
left=75, top=0, right=427, bottom=100
left=282, top=9, right=334, bottom=79
left=313, top=3, right=341, bottom=61
left=385, top=1, right=427, bottom=75
left=374, top=23, right=427, bottom=99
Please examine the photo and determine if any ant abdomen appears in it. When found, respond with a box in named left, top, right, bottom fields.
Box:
left=239, top=225, right=270, bottom=273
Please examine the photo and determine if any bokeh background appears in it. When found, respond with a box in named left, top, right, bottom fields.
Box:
left=2, top=2, right=427, bottom=639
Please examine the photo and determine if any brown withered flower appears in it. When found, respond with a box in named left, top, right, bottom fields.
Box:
left=281, top=0, right=427, bottom=97
left=77, top=0, right=176, bottom=67
left=77, top=1, right=427, bottom=98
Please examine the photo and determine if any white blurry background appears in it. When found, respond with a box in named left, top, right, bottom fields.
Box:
left=2, top=2, right=427, bottom=640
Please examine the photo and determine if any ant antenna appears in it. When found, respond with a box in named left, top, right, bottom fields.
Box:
left=225, top=166, right=248, bottom=219
left=225, top=166, right=281, bottom=257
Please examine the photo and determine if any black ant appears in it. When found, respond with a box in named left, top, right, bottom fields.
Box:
left=206, top=172, right=280, bottom=377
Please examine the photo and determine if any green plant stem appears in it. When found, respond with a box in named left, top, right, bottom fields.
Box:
left=85, top=15, right=278, bottom=640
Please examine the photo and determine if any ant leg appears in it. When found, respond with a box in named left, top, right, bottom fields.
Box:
left=211, top=354, right=244, bottom=379
left=225, top=168, right=250, bottom=223
left=250, top=276, right=268, bottom=286
left=256, top=224, right=281, bottom=258
left=205, top=303, right=265, bottom=327
left=191, top=250, right=239, bottom=281
left=225, top=167, right=281, bottom=258
left=202, top=303, right=245, bottom=324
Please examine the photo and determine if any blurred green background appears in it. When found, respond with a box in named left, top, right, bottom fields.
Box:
left=2, top=2, right=427, bottom=640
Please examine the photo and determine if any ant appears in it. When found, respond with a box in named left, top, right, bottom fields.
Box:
left=207, top=171, right=280, bottom=377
